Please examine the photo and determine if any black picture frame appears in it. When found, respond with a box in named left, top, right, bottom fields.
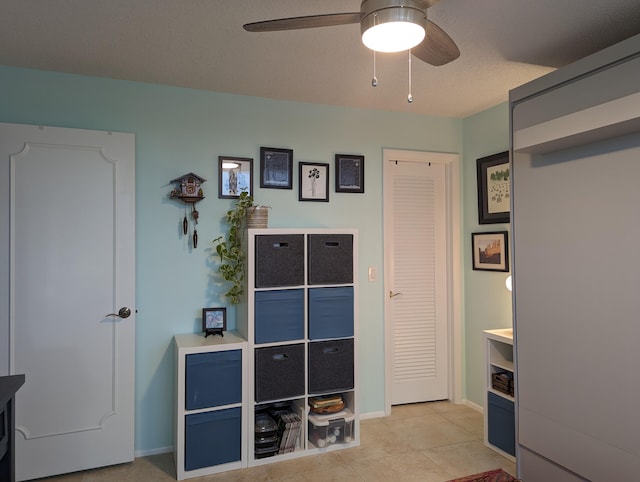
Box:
left=299, top=162, right=329, bottom=202
left=202, top=307, right=226, bottom=337
left=218, top=156, right=253, bottom=199
left=477, top=151, right=510, bottom=224
left=335, top=154, right=365, bottom=193
left=260, top=147, right=293, bottom=189
left=472, top=231, right=509, bottom=272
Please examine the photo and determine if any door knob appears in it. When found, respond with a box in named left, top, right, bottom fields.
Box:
left=389, top=291, right=403, bottom=298
left=105, top=307, right=131, bottom=318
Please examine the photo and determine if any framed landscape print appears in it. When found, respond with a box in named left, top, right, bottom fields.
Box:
left=472, top=231, right=509, bottom=272
left=260, top=147, right=293, bottom=189
left=477, top=151, right=510, bottom=224
left=335, top=154, right=364, bottom=193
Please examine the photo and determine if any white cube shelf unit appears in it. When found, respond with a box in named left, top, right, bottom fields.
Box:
left=484, top=328, right=515, bottom=462
left=174, top=332, right=248, bottom=480
left=236, top=228, right=360, bottom=467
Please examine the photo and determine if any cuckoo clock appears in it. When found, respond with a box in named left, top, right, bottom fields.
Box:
left=169, top=172, right=206, bottom=248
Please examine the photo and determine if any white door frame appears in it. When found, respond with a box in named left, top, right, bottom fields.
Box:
left=383, top=148, right=462, bottom=415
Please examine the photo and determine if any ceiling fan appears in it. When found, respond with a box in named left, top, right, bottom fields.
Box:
left=243, top=0, right=460, bottom=67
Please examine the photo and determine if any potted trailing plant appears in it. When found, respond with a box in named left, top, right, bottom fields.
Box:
left=212, top=192, right=268, bottom=304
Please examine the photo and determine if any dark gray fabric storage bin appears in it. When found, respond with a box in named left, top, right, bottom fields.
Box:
left=255, top=289, right=304, bottom=343
left=255, top=234, right=304, bottom=287
left=185, top=407, right=241, bottom=471
left=308, top=287, right=354, bottom=340
left=255, top=344, right=305, bottom=402
left=185, top=350, right=242, bottom=410
left=307, top=234, right=353, bottom=285
left=308, top=339, right=354, bottom=394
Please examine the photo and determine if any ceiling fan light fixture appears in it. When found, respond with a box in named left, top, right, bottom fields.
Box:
left=361, top=7, right=426, bottom=53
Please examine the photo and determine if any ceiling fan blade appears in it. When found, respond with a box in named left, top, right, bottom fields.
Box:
left=243, top=12, right=362, bottom=32
left=412, top=20, right=460, bottom=66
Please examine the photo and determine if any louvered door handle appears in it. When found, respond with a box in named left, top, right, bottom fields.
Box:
left=105, top=307, right=131, bottom=318
left=389, top=291, right=403, bottom=298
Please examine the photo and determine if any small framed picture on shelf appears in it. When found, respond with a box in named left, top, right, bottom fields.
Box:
left=472, top=231, right=509, bottom=272
left=299, top=162, right=329, bottom=202
left=477, top=151, right=510, bottom=224
left=335, top=154, right=364, bottom=193
left=202, top=307, right=226, bottom=337
left=260, top=147, right=293, bottom=189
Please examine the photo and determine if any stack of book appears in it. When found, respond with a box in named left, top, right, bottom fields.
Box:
left=269, top=406, right=303, bottom=454
left=309, top=394, right=345, bottom=414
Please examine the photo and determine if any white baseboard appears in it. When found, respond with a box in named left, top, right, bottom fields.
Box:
left=463, top=399, right=483, bottom=413
left=134, top=445, right=173, bottom=458
left=360, top=410, right=386, bottom=420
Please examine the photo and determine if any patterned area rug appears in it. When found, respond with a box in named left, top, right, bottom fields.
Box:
left=446, top=468, right=517, bottom=482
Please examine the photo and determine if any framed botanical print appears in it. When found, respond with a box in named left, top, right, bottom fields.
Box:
left=477, top=151, right=510, bottom=224
left=299, top=162, right=329, bottom=202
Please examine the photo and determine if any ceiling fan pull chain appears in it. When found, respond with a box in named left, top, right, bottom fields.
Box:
left=372, top=50, right=378, bottom=87
left=408, top=50, right=414, bottom=103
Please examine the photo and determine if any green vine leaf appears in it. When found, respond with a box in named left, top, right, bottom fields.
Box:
left=211, top=192, right=255, bottom=304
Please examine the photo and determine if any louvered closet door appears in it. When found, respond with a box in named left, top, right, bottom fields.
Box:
left=387, top=159, right=448, bottom=404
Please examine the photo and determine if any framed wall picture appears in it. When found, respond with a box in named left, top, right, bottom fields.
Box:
left=299, top=162, right=329, bottom=202
left=260, top=147, right=293, bottom=189
left=202, top=307, right=226, bottom=337
left=477, top=151, right=510, bottom=224
left=218, top=156, right=252, bottom=199
left=335, top=154, right=364, bottom=193
left=472, top=231, right=509, bottom=272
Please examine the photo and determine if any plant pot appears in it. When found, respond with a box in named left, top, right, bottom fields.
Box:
left=246, top=206, right=269, bottom=228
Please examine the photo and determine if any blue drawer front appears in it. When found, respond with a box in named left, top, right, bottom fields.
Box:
left=185, top=407, right=241, bottom=471
left=487, top=391, right=515, bottom=456
left=255, top=289, right=304, bottom=343
left=308, top=287, right=354, bottom=340
left=185, top=350, right=242, bottom=410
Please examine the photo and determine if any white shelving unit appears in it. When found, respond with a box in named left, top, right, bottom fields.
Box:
left=174, top=332, right=248, bottom=480
left=237, top=228, right=360, bottom=467
left=484, top=328, right=515, bottom=462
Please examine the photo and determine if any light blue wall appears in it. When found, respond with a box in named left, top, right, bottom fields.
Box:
left=1, top=66, right=476, bottom=453
left=461, top=102, right=513, bottom=406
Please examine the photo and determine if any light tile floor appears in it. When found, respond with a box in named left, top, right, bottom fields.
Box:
left=41, top=401, right=516, bottom=482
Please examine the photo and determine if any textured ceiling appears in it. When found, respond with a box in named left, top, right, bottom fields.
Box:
left=1, top=0, right=640, bottom=118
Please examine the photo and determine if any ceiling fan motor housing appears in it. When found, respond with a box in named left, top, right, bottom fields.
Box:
left=360, top=0, right=428, bottom=52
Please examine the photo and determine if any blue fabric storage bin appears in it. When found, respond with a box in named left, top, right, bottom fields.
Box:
left=185, top=407, right=241, bottom=471
left=487, top=391, right=515, bottom=456
left=308, top=287, right=354, bottom=340
left=255, top=289, right=304, bottom=343
left=185, top=350, right=242, bottom=410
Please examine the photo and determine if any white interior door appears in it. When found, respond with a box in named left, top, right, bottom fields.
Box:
left=383, top=150, right=452, bottom=406
left=0, top=123, right=135, bottom=481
